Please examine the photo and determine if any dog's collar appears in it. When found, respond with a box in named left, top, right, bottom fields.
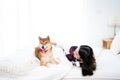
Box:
left=39, top=48, right=48, bottom=53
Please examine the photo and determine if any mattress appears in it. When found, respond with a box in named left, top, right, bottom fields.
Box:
left=63, top=47, right=120, bottom=80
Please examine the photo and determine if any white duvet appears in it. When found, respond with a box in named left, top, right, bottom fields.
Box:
left=0, top=45, right=73, bottom=80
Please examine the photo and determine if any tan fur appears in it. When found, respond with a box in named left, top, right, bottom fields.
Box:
left=34, top=36, right=58, bottom=66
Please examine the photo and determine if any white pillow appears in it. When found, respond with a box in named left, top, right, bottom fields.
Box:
left=110, top=30, right=120, bottom=54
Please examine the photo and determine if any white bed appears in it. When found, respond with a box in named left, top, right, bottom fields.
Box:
left=1, top=47, right=120, bottom=80
left=0, top=31, right=120, bottom=80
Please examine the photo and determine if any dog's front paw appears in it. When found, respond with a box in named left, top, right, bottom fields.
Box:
left=51, top=60, right=59, bottom=64
left=40, top=62, right=47, bottom=66
left=55, top=61, right=59, bottom=64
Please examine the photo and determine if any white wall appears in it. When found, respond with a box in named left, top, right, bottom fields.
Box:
left=0, top=0, right=120, bottom=57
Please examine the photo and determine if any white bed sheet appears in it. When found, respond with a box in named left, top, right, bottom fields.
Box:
left=64, top=47, right=120, bottom=79
left=0, top=45, right=73, bottom=80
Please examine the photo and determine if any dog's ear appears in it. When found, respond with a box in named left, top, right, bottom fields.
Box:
left=47, top=35, right=50, bottom=40
left=38, top=36, right=42, bottom=41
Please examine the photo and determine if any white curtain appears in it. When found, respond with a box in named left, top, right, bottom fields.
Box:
left=0, top=0, right=32, bottom=57
left=0, top=0, right=88, bottom=57
left=0, top=0, right=18, bottom=56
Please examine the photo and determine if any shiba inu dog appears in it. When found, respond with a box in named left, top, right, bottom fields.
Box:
left=35, top=36, right=59, bottom=66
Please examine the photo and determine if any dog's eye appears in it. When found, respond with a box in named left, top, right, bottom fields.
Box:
left=45, top=42, right=47, bottom=44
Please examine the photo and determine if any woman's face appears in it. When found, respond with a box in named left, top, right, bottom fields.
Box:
left=73, top=51, right=80, bottom=59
